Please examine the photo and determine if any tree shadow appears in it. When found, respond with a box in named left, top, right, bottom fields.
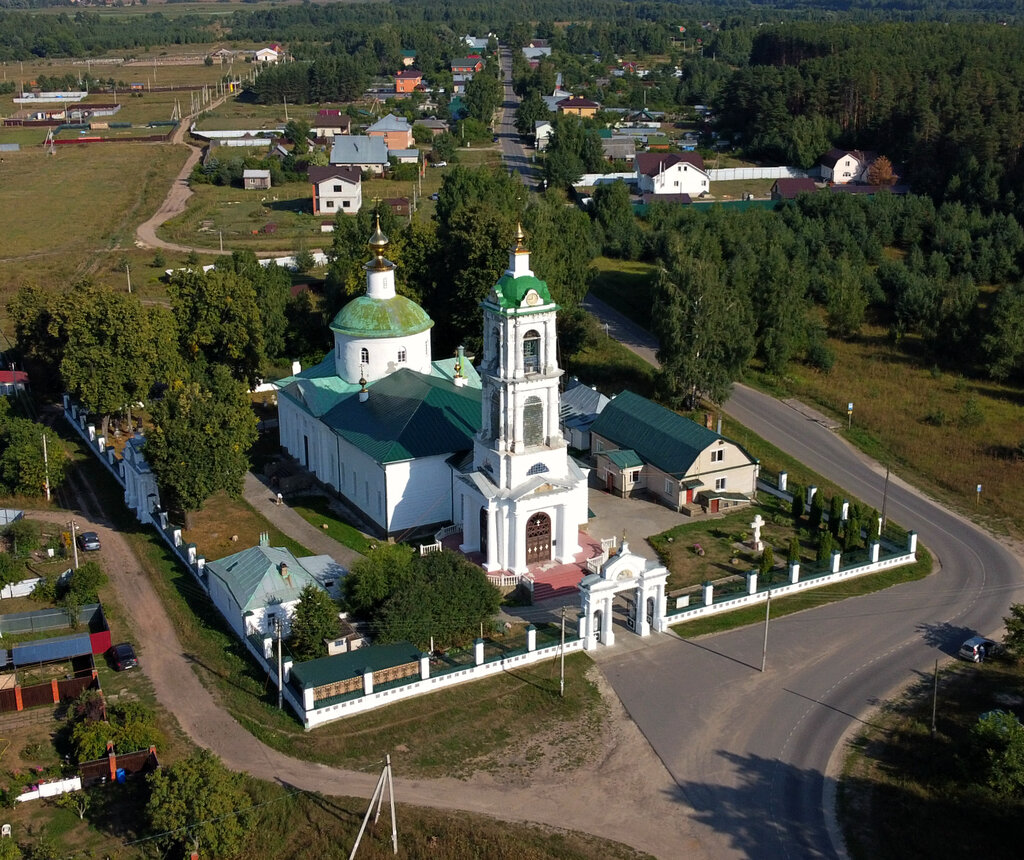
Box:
left=916, top=620, right=977, bottom=656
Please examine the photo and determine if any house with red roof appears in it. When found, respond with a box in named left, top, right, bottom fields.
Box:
left=635, top=152, right=710, bottom=197
left=0, top=369, right=28, bottom=396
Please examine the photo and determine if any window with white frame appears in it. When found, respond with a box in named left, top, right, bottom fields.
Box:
left=664, top=478, right=673, bottom=495
left=523, top=330, right=541, bottom=373
left=630, top=470, right=640, bottom=483
left=715, top=477, right=727, bottom=491
left=711, top=448, right=724, bottom=463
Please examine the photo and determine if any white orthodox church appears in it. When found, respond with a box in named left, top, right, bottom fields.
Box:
left=276, top=221, right=589, bottom=574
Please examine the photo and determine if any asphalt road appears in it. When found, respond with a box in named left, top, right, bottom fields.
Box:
left=584, top=307, right=1024, bottom=856
left=497, top=48, right=540, bottom=188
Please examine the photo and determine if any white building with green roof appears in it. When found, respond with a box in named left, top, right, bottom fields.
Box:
left=452, top=228, right=590, bottom=574
left=276, top=219, right=483, bottom=537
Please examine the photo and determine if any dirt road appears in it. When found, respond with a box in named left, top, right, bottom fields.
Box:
left=25, top=506, right=699, bottom=858
left=134, top=93, right=234, bottom=255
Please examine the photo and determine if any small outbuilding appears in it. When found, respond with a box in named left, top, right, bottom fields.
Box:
left=243, top=169, right=272, bottom=190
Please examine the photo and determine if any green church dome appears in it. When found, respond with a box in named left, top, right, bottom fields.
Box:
left=330, top=295, right=433, bottom=339
left=491, top=274, right=554, bottom=310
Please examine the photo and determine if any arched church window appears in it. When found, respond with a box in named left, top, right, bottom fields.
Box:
left=360, top=347, right=369, bottom=364
left=527, top=462, right=549, bottom=476
left=523, top=330, right=541, bottom=374
left=398, top=347, right=407, bottom=363
left=524, top=396, right=543, bottom=446
left=490, top=390, right=501, bottom=441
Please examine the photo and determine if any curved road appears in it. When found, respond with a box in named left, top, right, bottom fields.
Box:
left=586, top=297, right=1024, bottom=857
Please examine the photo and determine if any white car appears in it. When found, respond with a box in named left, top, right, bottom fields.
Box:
left=959, top=635, right=999, bottom=662
left=430, top=160, right=447, bottom=168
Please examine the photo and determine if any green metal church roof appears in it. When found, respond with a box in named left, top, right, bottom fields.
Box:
left=320, top=367, right=481, bottom=464
left=590, top=390, right=754, bottom=477
left=491, top=273, right=554, bottom=311
left=330, top=295, right=433, bottom=339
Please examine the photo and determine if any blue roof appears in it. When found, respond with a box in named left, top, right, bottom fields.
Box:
left=329, top=135, right=388, bottom=166
left=13, top=633, right=92, bottom=666
left=367, top=113, right=411, bottom=133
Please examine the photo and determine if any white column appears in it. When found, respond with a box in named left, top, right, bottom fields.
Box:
left=547, top=384, right=559, bottom=443
left=486, top=503, right=499, bottom=570
left=635, top=585, right=650, bottom=637
left=654, top=583, right=667, bottom=632
left=789, top=562, right=800, bottom=584
left=507, top=508, right=522, bottom=573
left=601, top=596, right=615, bottom=647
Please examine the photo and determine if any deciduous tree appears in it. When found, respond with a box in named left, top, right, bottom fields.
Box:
left=143, top=368, right=257, bottom=523
left=147, top=750, right=252, bottom=858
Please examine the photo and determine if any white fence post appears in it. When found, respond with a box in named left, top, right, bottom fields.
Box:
left=362, top=668, right=374, bottom=695
left=526, top=625, right=536, bottom=651
left=789, top=561, right=800, bottom=584
left=702, top=581, right=714, bottom=606
left=746, top=571, right=758, bottom=595
left=778, top=471, right=787, bottom=492
left=870, top=542, right=880, bottom=563
left=474, top=638, right=484, bottom=666
left=419, top=652, right=430, bottom=679
left=831, top=549, right=842, bottom=573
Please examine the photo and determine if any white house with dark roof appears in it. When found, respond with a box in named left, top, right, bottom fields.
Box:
left=818, top=148, right=879, bottom=184
left=635, top=152, right=710, bottom=196
left=560, top=378, right=609, bottom=450
left=308, top=165, right=361, bottom=215
left=590, top=391, right=757, bottom=513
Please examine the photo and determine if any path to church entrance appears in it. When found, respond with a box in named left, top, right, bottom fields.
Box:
left=241, top=471, right=365, bottom=568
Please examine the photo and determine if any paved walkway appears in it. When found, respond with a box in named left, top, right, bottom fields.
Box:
left=242, top=472, right=364, bottom=568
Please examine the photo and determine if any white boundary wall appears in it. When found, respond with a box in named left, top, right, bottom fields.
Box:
left=708, top=166, right=807, bottom=182
left=292, top=638, right=585, bottom=730
left=17, top=777, right=82, bottom=802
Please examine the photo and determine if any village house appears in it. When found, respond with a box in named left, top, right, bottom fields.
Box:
left=312, top=110, right=350, bottom=141
left=589, top=391, right=758, bottom=514
left=451, top=56, right=485, bottom=75
left=413, top=118, right=448, bottom=137
left=309, top=165, right=362, bottom=215
left=366, top=113, right=414, bottom=151
left=557, top=96, right=601, bottom=118
left=771, top=177, right=818, bottom=200
left=818, top=148, right=878, bottom=184
left=255, top=45, right=281, bottom=64
left=329, top=135, right=389, bottom=174
left=395, top=69, right=423, bottom=95
left=205, top=542, right=329, bottom=640
left=400, top=50, right=417, bottom=67
left=243, top=169, right=272, bottom=190
left=635, top=152, right=710, bottom=197
left=560, top=378, right=610, bottom=451
left=0, top=369, right=28, bottom=397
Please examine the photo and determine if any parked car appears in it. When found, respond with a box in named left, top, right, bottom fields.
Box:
left=429, top=192, right=439, bottom=201
left=109, top=643, right=138, bottom=671
left=77, top=531, right=101, bottom=551
left=430, top=160, right=447, bottom=168
left=959, top=635, right=999, bottom=663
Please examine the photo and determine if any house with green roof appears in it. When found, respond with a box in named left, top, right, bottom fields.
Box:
left=589, top=390, right=758, bottom=514
left=276, top=218, right=483, bottom=538
left=206, top=544, right=321, bottom=640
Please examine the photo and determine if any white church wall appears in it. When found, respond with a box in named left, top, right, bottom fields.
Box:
left=386, top=455, right=456, bottom=534
left=334, top=440, right=387, bottom=532
left=336, top=327, right=432, bottom=383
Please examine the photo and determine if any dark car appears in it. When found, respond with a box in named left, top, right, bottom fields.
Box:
left=77, top=531, right=101, bottom=551
left=109, top=643, right=138, bottom=671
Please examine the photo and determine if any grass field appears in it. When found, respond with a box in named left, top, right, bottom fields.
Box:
left=840, top=656, right=1024, bottom=860
left=0, top=143, right=190, bottom=309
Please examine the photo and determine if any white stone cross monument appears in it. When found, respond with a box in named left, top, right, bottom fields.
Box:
left=750, top=514, right=765, bottom=552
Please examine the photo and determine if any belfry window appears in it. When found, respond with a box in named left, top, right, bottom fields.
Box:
left=398, top=347, right=407, bottom=363
left=360, top=347, right=369, bottom=364
left=524, top=396, right=543, bottom=446
left=523, top=330, right=541, bottom=374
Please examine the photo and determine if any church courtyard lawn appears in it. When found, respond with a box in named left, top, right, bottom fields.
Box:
left=670, top=546, right=931, bottom=638
left=288, top=493, right=374, bottom=554
left=838, top=656, right=1024, bottom=860
left=181, top=489, right=311, bottom=561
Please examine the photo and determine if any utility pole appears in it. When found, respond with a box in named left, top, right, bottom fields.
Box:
left=760, top=586, right=772, bottom=673
left=559, top=605, right=567, bottom=698
left=125, top=263, right=131, bottom=294
left=931, top=660, right=939, bottom=737
left=880, top=464, right=891, bottom=535
left=350, top=755, right=398, bottom=857
left=276, top=616, right=284, bottom=710
left=70, top=521, right=79, bottom=570
left=42, top=434, right=51, bottom=502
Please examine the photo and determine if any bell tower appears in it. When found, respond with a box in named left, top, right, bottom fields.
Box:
left=473, top=225, right=566, bottom=490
